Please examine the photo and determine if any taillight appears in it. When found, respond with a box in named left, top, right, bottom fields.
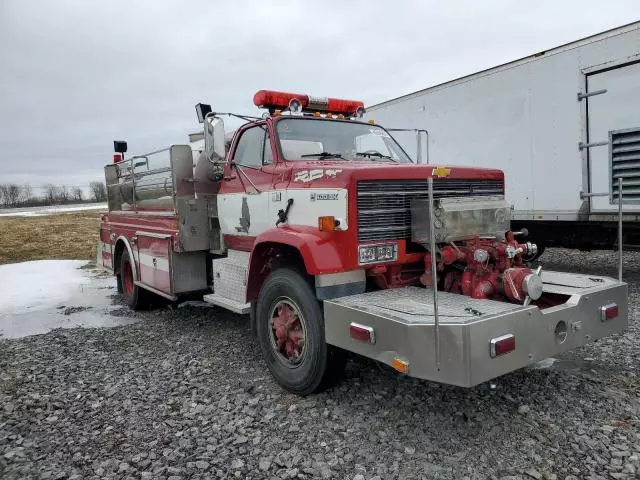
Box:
left=490, top=334, right=515, bottom=358
left=113, top=153, right=122, bottom=163
left=600, top=303, right=619, bottom=321
left=349, top=322, right=375, bottom=344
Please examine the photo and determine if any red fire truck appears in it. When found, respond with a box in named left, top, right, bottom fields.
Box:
left=98, top=90, right=628, bottom=395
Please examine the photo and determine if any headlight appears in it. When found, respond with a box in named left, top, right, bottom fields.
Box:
left=358, top=243, right=398, bottom=265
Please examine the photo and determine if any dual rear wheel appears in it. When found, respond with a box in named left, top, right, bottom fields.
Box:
left=117, top=249, right=149, bottom=310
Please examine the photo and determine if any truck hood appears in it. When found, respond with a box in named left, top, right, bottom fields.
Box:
left=288, top=160, right=504, bottom=188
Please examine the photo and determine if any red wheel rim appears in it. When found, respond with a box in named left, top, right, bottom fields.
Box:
left=269, top=298, right=307, bottom=365
left=122, top=259, right=134, bottom=296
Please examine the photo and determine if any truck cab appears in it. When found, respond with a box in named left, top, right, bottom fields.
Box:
left=98, top=90, right=628, bottom=396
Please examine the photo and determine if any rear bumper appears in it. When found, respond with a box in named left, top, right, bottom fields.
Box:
left=323, top=273, right=628, bottom=387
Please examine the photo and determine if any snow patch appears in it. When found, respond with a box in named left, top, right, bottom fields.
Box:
left=0, top=260, right=92, bottom=315
left=0, top=260, right=136, bottom=339
left=0, top=203, right=107, bottom=217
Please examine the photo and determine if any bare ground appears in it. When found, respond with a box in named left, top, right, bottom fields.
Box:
left=0, top=212, right=100, bottom=265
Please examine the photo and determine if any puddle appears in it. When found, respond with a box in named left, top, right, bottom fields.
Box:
left=0, top=261, right=137, bottom=339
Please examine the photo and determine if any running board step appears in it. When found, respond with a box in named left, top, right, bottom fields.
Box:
left=202, top=293, right=251, bottom=314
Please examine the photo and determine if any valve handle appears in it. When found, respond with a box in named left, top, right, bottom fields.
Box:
left=523, top=266, right=543, bottom=307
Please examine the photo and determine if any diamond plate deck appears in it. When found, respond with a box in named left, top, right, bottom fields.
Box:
left=326, top=271, right=621, bottom=326
left=541, top=270, right=618, bottom=289
left=327, top=287, right=524, bottom=325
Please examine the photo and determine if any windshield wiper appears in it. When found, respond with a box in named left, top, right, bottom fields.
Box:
left=300, top=152, right=345, bottom=160
left=355, top=151, right=397, bottom=162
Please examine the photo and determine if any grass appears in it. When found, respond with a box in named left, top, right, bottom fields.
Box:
left=0, top=212, right=101, bottom=265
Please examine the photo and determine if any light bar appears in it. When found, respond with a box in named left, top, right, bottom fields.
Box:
left=253, top=90, right=364, bottom=115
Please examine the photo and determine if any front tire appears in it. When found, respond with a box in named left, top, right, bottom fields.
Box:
left=256, top=268, right=344, bottom=395
left=119, top=249, right=149, bottom=310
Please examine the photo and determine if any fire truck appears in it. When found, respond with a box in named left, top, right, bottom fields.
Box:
left=98, top=90, right=628, bottom=395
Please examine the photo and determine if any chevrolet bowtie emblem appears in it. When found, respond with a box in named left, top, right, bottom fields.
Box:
left=431, top=167, right=452, bottom=178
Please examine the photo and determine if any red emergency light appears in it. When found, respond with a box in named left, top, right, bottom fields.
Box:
left=253, top=90, right=365, bottom=116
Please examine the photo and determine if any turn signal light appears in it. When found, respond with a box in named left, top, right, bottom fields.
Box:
left=600, top=303, right=619, bottom=321
left=391, top=358, right=409, bottom=374
left=318, top=216, right=338, bottom=232
left=489, top=333, right=515, bottom=358
left=349, top=322, right=375, bottom=344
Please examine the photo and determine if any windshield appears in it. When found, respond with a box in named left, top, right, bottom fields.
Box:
left=276, top=118, right=412, bottom=163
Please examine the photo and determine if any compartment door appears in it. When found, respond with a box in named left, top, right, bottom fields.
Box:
left=587, top=61, right=640, bottom=211
left=136, top=233, right=172, bottom=295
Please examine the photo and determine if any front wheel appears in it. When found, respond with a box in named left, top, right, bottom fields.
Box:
left=256, top=268, right=345, bottom=395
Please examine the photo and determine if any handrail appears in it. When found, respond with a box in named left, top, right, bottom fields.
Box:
left=427, top=177, right=441, bottom=371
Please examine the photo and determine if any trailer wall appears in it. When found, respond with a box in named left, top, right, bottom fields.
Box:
left=368, top=22, right=640, bottom=220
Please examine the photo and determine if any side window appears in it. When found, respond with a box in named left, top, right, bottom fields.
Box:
left=263, top=134, right=273, bottom=164
left=233, top=126, right=265, bottom=166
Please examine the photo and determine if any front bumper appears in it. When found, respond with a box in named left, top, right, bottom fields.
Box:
left=323, top=271, right=628, bottom=387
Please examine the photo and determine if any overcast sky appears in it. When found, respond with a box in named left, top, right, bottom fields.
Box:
left=1, top=0, right=639, bottom=192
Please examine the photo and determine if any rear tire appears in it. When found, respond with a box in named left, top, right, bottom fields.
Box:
left=119, top=249, right=149, bottom=310
left=256, top=268, right=344, bottom=395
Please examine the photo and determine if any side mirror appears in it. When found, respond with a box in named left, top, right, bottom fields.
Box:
left=195, top=103, right=212, bottom=123
left=114, top=140, right=127, bottom=154
left=205, top=116, right=226, bottom=162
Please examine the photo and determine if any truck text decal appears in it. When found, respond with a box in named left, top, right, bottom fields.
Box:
left=294, top=169, right=343, bottom=183
left=310, top=193, right=339, bottom=201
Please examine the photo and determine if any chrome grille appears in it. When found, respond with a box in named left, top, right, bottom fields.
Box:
left=357, top=179, right=504, bottom=242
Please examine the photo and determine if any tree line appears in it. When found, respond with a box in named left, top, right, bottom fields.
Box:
left=0, top=182, right=107, bottom=208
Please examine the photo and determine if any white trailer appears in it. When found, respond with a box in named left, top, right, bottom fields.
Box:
left=367, top=21, right=640, bottom=253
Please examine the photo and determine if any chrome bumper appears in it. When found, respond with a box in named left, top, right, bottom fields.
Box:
left=323, top=271, right=628, bottom=387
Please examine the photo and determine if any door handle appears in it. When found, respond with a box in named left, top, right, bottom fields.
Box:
left=223, top=175, right=237, bottom=181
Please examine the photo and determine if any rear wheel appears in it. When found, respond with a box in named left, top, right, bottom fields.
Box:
left=256, top=268, right=345, bottom=395
left=119, top=249, right=149, bottom=310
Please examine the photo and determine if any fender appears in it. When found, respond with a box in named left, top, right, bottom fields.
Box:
left=115, top=235, right=138, bottom=282
left=245, top=225, right=351, bottom=304
left=251, top=225, right=347, bottom=275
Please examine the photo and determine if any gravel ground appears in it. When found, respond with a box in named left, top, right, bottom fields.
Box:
left=1, top=249, right=639, bottom=480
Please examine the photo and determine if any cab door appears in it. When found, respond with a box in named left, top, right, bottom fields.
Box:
left=218, top=123, right=275, bottom=250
